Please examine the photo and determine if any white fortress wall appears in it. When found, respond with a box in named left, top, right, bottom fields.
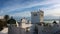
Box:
left=8, top=25, right=21, bottom=34
left=38, top=24, right=60, bottom=34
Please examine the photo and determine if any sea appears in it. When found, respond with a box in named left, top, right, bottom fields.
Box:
left=44, top=20, right=59, bottom=23
left=15, top=17, right=59, bottom=23
left=17, top=19, right=59, bottom=23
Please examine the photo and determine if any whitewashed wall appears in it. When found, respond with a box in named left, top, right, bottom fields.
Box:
left=8, top=25, right=22, bottom=34
left=38, top=24, right=60, bottom=34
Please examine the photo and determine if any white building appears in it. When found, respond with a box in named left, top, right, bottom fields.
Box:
left=20, top=17, right=30, bottom=28
left=31, top=10, right=44, bottom=24
left=20, top=17, right=28, bottom=23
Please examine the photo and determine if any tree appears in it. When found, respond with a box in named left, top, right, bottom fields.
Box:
left=0, top=20, right=3, bottom=31
left=4, top=15, right=9, bottom=21
left=4, top=15, right=9, bottom=26
left=7, top=17, right=16, bottom=24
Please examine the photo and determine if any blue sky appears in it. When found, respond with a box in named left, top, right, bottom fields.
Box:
left=0, top=0, right=60, bottom=18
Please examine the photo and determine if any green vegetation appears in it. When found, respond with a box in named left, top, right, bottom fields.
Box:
left=0, top=15, right=10, bottom=31
left=7, top=17, right=16, bottom=24
left=0, top=20, right=4, bottom=31
left=4, top=15, right=9, bottom=26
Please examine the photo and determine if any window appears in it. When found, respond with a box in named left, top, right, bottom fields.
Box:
left=34, top=13, right=37, bottom=16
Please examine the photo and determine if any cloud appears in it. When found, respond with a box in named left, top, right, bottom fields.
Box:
left=1, top=0, right=54, bottom=13
left=46, top=8, right=60, bottom=16
left=0, top=0, right=50, bottom=15
left=0, top=0, right=60, bottom=17
left=10, top=11, right=31, bottom=17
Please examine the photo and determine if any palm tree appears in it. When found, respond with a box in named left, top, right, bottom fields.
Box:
left=4, top=15, right=9, bottom=26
